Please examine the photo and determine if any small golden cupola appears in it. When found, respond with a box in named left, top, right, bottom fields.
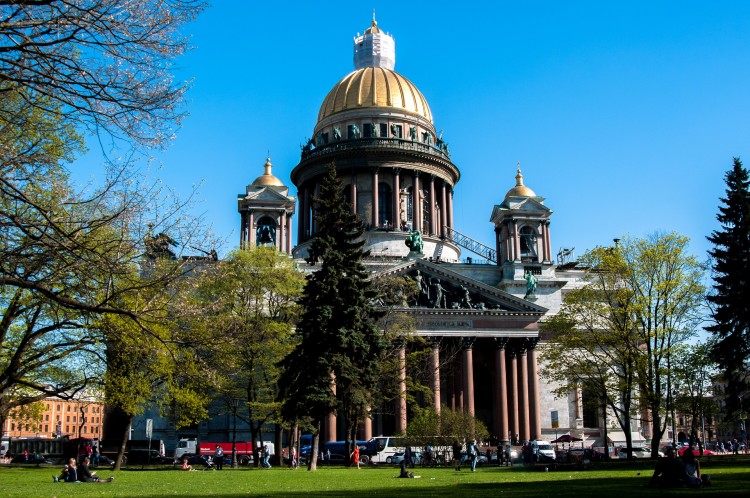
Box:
left=251, top=156, right=284, bottom=187
left=504, top=168, right=537, bottom=199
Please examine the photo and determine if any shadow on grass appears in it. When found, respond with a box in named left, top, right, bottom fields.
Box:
left=124, top=471, right=750, bottom=498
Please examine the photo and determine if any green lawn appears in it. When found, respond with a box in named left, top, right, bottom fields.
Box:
left=1, top=457, right=749, bottom=497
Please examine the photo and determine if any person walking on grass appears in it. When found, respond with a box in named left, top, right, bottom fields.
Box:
left=351, top=445, right=360, bottom=469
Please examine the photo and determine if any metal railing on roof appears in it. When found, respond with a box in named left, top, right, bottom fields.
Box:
left=444, top=226, right=496, bottom=263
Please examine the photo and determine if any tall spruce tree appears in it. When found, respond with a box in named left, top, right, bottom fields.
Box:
left=707, top=157, right=750, bottom=416
left=279, top=163, right=387, bottom=470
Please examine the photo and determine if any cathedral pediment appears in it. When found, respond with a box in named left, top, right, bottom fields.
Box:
left=373, top=260, right=545, bottom=337
left=241, top=186, right=294, bottom=203
left=375, top=259, right=546, bottom=313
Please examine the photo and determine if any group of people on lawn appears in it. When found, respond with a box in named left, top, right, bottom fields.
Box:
left=649, top=446, right=711, bottom=488
left=53, top=457, right=114, bottom=483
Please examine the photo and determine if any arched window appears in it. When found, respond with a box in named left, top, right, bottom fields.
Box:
left=378, top=182, right=392, bottom=228
left=256, top=216, right=277, bottom=246
left=519, top=226, right=538, bottom=261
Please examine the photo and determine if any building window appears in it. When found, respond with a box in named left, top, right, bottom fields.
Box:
left=390, top=124, right=402, bottom=138
left=378, top=182, right=392, bottom=228
left=380, top=123, right=388, bottom=138
left=404, top=187, right=413, bottom=227
left=44, top=425, right=49, bottom=432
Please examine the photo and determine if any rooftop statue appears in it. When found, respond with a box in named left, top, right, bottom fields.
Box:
left=405, top=230, right=424, bottom=254
left=524, top=270, right=538, bottom=300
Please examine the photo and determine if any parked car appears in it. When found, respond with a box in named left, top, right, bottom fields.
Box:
left=490, top=447, right=519, bottom=464
left=678, top=447, right=715, bottom=457
left=392, top=451, right=422, bottom=465
left=460, top=452, right=488, bottom=466
left=618, top=446, right=664, bottom=458
left=10, top=453, right=54, bottom=464
left=93, top=454, right=117, bottom=466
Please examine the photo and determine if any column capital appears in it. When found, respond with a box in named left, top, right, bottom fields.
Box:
left=525, top=337, right=540, bottom=350
left=462, top=336, right=475, bottom=350
left=430, top=337, right=442, bottom=349
left=413, top=170, right=421, bottom=178
left=515, top=341, right=528, bottom=356
left=494, top=337, right=509, bottom=350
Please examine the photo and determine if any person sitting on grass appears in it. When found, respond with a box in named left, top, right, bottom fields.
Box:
left=182, top=457, right=196, bottom=471
left=78, top=457, right=114, bottom=482
left=682, top=449, right=711, bottom=487
left=53, top=458, right=77, bottom=482
left=397, top=459, right=420, bottom=478
left=649, top=447, right=684, bottom=488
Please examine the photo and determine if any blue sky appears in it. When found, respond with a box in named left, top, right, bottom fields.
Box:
left=74, top=1, right=750, bottom=262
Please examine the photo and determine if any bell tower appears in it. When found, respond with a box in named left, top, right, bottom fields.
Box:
left=238, top=156, right=296, bottom=255
left=490, top=167, right=554, bottom=281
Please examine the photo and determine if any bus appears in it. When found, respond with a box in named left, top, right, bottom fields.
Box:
left=368, top=436, right=406, bottom=464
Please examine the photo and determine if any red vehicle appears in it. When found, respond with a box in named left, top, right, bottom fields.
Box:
left=174, top=438, right=268, bottom=465
left=198, top=441, right=254, bottom=464
left=677, top=447, right=715, bottom=457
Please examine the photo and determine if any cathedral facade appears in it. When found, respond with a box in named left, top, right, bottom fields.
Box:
left=235, top=20, right=647, bottom=447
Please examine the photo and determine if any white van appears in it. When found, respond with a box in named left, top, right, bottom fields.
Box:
left=368, top=436, right=405, bottom=464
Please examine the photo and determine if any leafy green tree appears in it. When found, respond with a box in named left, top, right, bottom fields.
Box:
left=406, top=406, right=489, bottom=450
left=279, top=164, right=387, bottom=470
left=102, top=263, right=215, bottom=471
left=541, top=233, right=704, bottom=458
left=707, top=158, right=750, bottom=416
left=672, top=341, right=718, bottom=454
left=541, top=244, right=642, bottom=459
left=192, top=247, right=303, bottom=467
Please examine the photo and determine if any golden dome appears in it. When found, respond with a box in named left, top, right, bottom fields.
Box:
left=505, top=168, right=536, bottom=198
left=252, top=156, right=284, bottom=187
left=317, top=67, right=433, bottom=124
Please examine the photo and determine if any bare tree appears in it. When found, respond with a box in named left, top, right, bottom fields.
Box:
left=0, top=0, right=207, bottom=150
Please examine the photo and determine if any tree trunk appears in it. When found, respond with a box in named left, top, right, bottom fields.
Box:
left=308, top=421, right=320, bottom=471
left=113, top=414, right=133, bottom=472
left=274, top=424, right=282, bottom=466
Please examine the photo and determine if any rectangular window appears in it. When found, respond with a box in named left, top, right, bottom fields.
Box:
left=391, top=124, right=402, bottom=138
left=363, top=123, right=372, bottom=137
left=45, top=415, right=49, bottom=421
left=66, top=416, right=70, bottom=422
left=380, top=123, right=388, bottom=138
left=45, top=425, right=49, bottom=432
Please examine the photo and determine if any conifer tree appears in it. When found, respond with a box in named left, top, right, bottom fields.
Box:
left=707, top=157, right=750, bottom=415
left=279, top=163, right=387, bottom=470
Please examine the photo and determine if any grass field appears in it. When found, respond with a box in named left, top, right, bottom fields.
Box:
left=1, top=457, right=749, bottom=497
